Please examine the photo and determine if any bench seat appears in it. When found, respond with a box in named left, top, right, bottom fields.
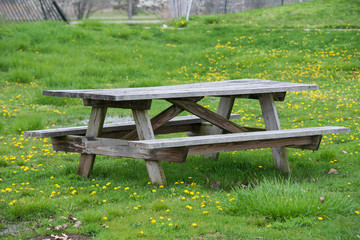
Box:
left=23, top=114, right=240, bottom=138
left=50, top=126, right=349, bottom=163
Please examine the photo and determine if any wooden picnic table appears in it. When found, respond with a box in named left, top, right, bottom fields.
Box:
left=24, top=79, right=350, bottom=186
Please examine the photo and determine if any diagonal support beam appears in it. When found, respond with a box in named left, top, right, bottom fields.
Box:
left=123, top=104, right=184, bottom=140
left=205, top=96, right=235, bottom=159
left=123, top=98, right=202, bottom=140
left=167, top=98, right=248, bottom=133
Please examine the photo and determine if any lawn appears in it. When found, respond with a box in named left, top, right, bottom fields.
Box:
left=0, top=0, right=359, bottom=239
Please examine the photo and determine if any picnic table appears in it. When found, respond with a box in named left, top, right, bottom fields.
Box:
left=24, top=79, right=350, bottom=186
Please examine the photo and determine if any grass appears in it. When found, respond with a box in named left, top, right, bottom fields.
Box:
left=0, top=0, right=359, bottom=239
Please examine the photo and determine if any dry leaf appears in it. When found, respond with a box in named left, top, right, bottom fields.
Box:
left=54, top=223, right=69, bottom=231
left=99, top=223, right=109, bottom=228
left=341, top=150, right=347, bottom=154
left=328, top=168, right=338, bottom=174
left=50, top=234, right=69, bottom=240
left=72, top=221, right=82, bottom=229
left=60, top=216, right=68, bottom=220
left=68, top=214, right=77, bottom=222
left=319, top=196, right=326, bottom=202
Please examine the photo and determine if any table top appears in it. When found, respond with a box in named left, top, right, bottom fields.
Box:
left=43, top=79, right=319, bottom=101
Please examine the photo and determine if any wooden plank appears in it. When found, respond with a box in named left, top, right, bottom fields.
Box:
left=123, top=98, right=202, bottom=140
left=83, top=99, right=152, bottom=110
left=50, top=133, right=324, bottom=161
left=259, top=93, right=290, bottom=173
left=132, top=109, right=167, bottom=186
left=123, top=104, right=184, bottom=140
left=234, top=92, right=286, bottom=101
left=205, top=96, right=235, bottom=159
left=51, top=135, right=188, bottom=162
left=77, top=107, right=107, bottom=178
left=23, top=114, right=240, bottom=138
left=131, top=126, right=350, bottom=149
left=167, top=99, right=248, bottom=133
left=42, top=79, right=319, bottom=101
left=188, top=136, right=318, bottom=155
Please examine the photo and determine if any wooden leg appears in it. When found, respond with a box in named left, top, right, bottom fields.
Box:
left=205, top=97, right=235, bottom=159
left=132, top=109, right=167, bottom=186
left=77, top=107, right=107, bottom=177
left=259, top=94, right=290, bottom=173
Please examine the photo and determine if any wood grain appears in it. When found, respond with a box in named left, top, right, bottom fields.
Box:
left=132, top=109, right=167, bottom=186
left=42, top=79, right=319, bottom=101
left=131, top=126, right=350, bottom=149
left=205, top=96, right=235, bottom=159
left=167, top=99, right=247, bottom=133
left=259, top=93, right=290, bottom=173
left=23, top=114, right=241, bottom=138
left=77, top=107, right=107, bottom=178
left=83, top=99, right=152, bottom=110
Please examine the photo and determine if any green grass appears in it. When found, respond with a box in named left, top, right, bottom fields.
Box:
left=223, top=178, right=355, bottom=220
left=0, top=0, right=360, bottom=239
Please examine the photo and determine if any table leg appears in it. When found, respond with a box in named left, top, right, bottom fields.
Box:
left=77, top=107, right=107, bottom=177
left=205, top=96, right=235, bottom=159
left=132, top=109, right=167, bottom=186
left=259, top=94, right=290, bottom=173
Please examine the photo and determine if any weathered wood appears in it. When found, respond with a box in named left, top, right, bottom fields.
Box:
left=123, top=98, right=202, bottom=140
left=188, top=136, right=319, bottom=155
left=123, top=104, right=185, bottom=140
left=234, top=92, right=286, bottom=101
left=259, top=93, right=290, bottom=173
left=77, top=107, right=107, bottom=178
left=51, top=135, right=188, bottom=162
left=50, top=126, right=349, bottom=160
left=205, top=96, right=235, bottom=159
left=188, top=125, right=265, bottom=136
left=83, top=99, right=152, bottom=110
left=42, top=79, right=319, bottom=101
left=167, top=99, right=248, bottom=133
left=131, top=126, right=349, bottom=149
left=23, top=114, right=241, bottom=138
left=132, top=109, right=167, bottom=186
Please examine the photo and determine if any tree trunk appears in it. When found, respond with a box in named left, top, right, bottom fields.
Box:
left=128, top=0, right=133, bottom=20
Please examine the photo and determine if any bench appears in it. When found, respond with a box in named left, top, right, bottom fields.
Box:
left=23, top=114, right=241, bottom=138
left=44, top=126, right=349, bottom=163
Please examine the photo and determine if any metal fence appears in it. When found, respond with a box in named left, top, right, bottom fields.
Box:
left=168, top=0, right=312, bottom=19
left=0, top=0, right=69, bottom=23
